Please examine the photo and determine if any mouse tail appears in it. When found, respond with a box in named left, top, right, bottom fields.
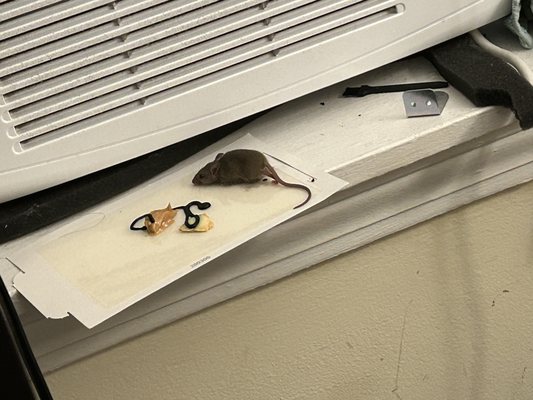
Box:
left=262, top=163, right=311, bottom=209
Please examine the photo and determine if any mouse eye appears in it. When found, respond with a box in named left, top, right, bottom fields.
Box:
left=199, top=174, right=205, bottom=179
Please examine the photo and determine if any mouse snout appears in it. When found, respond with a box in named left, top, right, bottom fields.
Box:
left=192, top=173, right=206, bottom=185
left=193, top=170, right=213, bottom=185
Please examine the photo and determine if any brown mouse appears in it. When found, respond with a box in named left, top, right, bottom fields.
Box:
left=192, top=149, right=311, bottom=208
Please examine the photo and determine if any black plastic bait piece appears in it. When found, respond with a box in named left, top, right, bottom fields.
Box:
left=130, top=201, right=211, bottom=232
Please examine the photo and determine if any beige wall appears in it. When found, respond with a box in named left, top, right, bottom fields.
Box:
left=46, top=181, right=533, bottom=400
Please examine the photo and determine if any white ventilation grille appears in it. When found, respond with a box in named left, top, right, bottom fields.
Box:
left=0, top=0, right=400, bottom=150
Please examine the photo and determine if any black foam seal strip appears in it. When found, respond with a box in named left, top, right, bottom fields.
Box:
left=425, top=34, right=533, bottom=129
left=0, top=117, right=258, bottom=244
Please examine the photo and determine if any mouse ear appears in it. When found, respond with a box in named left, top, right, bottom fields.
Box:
left=215, top=152, right=224, bottom=161
left=210, top=160, right=220, bottom=176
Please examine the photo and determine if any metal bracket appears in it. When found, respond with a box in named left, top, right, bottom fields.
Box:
left=403, top=90, right=449, bottom=117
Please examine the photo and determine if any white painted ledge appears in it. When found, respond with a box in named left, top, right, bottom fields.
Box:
left=2, top=23, right=533, bottom=372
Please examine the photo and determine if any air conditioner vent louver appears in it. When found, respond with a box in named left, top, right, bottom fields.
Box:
left=0, top=0, right=399, bottom=149
left=1, top=0, right=510, bottom=203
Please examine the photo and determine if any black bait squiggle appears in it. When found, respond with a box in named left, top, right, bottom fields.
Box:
left=129, top=201, right=211, bottom=232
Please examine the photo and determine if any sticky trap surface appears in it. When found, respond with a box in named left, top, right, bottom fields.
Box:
left=9, top=135, right=347, bottom=328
